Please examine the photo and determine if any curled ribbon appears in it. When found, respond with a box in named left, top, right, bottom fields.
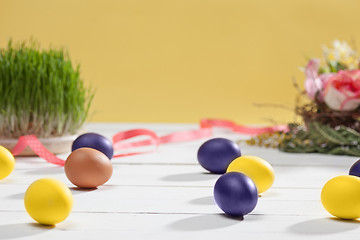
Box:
left=11, top=135, right=66, bottom=166
left=11, top=118, right=288, bottom=166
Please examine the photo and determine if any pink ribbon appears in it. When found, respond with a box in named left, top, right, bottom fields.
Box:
left=11, top=135, right=66, bottom=166
left=11, top=118, right=288, bottom=166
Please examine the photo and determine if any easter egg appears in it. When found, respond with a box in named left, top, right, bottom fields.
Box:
left=349, top=159, right=360, bottom=177
left=214, top=172, right=258, bottom=217
left=65, top=148, right=113, bottom=188
left=227, top=155, right=274, bottom=193
left=72, top=133, right=114, bottom=159
left=24, top=178, right=73, bottom=225
left=321, top=175, right=360, bottom=220
left=197, top=138, right=241, bottom=174
left=0, top=146, right=15, bottom=180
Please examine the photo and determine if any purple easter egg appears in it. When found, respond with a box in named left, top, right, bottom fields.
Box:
left=349, top=159, right=360, bottom=177
left=214, top=172, right=258, bottom=217
left=197, top=138, right=241, bottom=174
left=72, top=133, right=114, bottom=159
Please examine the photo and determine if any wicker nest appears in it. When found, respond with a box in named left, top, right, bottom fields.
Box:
left=296, top=100, right=360, bottom=132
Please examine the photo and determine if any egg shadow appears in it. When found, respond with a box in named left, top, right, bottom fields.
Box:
left=0, top=223, right=54, bottom=239
left=259, top=189, right=281, bottom=198
left=168, top=214, right=242, bottom=231
left=13, top=157, right=46, bottom=164
left=0, top=178, right=17, bottom=184
left=69, top=187, right=97, bottom=194
left=161, top=172, right=219, bottom=182
left=287, top=217, right=360, bottom=235
left=7, top=192, right=24, bottom=199
left=188, top=196, right=214, bottom=206
left=25, top=166, right=64, bottom=175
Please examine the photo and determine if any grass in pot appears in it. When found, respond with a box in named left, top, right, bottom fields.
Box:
left=0, top=39, right=94, bottom=155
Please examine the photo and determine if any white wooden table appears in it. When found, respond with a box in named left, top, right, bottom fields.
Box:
left=1, top=123, right=359, bottom=240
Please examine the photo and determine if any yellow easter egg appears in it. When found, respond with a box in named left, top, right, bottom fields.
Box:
left=226, top=155, right=274, bottom=193
left=321, top=175, right=360, bottom=220
left=0, top=146, right=15, bottom=180
left=24, top=178, right=73, bottom=225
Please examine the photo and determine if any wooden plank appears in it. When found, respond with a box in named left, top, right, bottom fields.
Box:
left=0, top=183, right=330, bottom=216
left=12, top=121, right=358, bottom=167
left=0, top=212, right=359, bottom=240
left=5, top=162, right=350, bottom=189
left=83, top=122, right=358, bottom=167
left=1, top=123, right=359, bottom=239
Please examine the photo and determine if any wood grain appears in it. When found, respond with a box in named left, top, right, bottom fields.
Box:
left=0, top=122, right=359, bottom=239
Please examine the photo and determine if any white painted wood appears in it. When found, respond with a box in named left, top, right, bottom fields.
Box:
left=0, top=212, right=358, bottom=240
left=0, top=122, right=359, bottom=239
left=0, top=184, right=329, bottom=215
left=6, top=163, right=350, bottom=189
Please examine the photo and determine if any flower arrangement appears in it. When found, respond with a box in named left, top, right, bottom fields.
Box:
left=0, top=39, right=94, bottom=139
left=248, top=40, right=360, bottom=156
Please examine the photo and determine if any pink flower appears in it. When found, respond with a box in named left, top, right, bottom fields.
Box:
left=304, top=59, right=333, bottom=101
left=323, top=70, right=360, bottom=111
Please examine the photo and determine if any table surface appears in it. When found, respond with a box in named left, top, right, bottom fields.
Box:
left=1, top=122, right=360, bottom=240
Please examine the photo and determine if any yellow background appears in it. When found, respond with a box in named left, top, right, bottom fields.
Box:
left=1, top=0, right=359, bottom=124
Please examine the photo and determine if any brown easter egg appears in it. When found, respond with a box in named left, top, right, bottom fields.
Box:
left=65, top=148, right=113, bottom=188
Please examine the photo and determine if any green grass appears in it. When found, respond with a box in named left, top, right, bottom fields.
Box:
left=0, top=39, right=94, bottom=138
